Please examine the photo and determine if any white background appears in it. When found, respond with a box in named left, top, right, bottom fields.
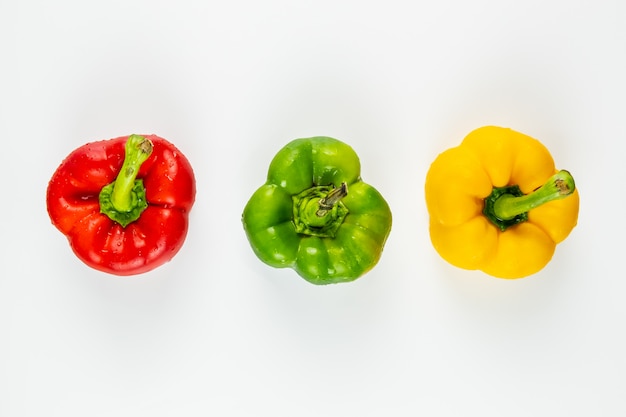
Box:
left=1, top=0, right=625, bottom=416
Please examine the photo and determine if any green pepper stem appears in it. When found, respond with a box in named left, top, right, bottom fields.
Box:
left=317, top=182, right=348, bottom=217
left=110, top=135, right=153, bottom=212
left=493, top=170, right=575, bottom=220
left=292, top=183, right=350, bottom=238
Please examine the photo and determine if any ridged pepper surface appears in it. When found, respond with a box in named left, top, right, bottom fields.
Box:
left=242, top=136, right=392, bottom=285
left=425, top=126, right=579, bottom=278
left=47, top=134, right=196, bottom=275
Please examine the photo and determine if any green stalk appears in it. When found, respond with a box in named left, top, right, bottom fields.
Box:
left=99, top=135, right=153, bottom=227
left=316, top=182, right=348, bottom=217
left=483, top=170, right=575, bottom=231
left=292, top=182, right=349, bottom=237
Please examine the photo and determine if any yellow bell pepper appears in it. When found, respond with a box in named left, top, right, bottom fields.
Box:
left=425, top=126, right=579, bottom=279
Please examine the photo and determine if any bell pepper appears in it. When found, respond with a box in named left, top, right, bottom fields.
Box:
left=46, top=134, right=196, bottom=276
left=242, top=136, right=392, bottom=285
left=425, top=126, right=579, bottom=279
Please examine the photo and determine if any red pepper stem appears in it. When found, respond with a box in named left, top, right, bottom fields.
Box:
left=98, top=135, right=153, bottom=227
left=493, top=170, right=576, bottom=220
left=110, top=135, right=153, bottom=212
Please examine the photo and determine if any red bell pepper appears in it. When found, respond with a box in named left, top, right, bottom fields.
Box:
left=46, top=134, right=196, bottom=275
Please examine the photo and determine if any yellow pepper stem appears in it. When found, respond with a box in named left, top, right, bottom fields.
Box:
left=483, top=170, right=576, bottom=231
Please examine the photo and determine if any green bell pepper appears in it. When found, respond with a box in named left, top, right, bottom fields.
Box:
left=242, top=136, right=392, bottom=285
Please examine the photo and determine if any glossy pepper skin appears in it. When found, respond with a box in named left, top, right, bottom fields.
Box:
left=425, top=126, right=579, bottom=279
left=242, top=136, right=392, bottom=285
left=47, top=134, right=196, bottom=275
